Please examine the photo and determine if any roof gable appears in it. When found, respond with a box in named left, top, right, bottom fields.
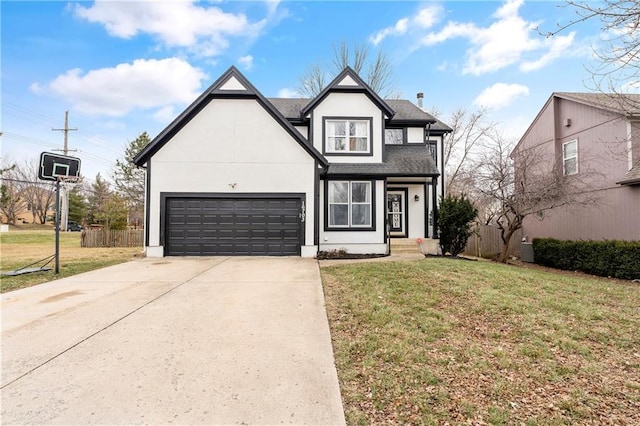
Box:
left=300, top=67, right=395, bottom=118
left=134, top=66, right=327, bottom=167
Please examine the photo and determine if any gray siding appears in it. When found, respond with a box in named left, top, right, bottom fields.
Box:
left=518, top=95, right=640, bottom=242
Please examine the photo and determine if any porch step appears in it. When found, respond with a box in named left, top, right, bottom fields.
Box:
left=390, top=238, right=423, bottom=254
left=390, top=238, right=441, bottom=255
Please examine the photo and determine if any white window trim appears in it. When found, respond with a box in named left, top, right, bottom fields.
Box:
left=563, top=139, right=578, bottom=176
left=328, top=180, right=372, bottom=228
left=325, top=119, right=371, bottom=153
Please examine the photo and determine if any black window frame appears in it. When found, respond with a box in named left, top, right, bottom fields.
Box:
left=324, top=179, right=377, bottom=231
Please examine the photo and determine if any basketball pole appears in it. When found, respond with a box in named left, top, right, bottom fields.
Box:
left=55, top=179, right=60, bottom=274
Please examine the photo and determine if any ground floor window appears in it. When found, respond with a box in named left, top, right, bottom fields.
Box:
left=327, top=180, right=372, bottom=228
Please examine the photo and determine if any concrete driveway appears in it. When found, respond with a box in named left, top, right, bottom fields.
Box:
left=1, top=257, right=345, bottom=425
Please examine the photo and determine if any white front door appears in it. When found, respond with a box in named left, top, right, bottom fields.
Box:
left=387, top=191, right=406, bottom=237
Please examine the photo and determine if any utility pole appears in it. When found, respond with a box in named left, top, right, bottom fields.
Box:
left=52, top=110, right=78, bottom=155
left=52, top=110, right=78, bottom=232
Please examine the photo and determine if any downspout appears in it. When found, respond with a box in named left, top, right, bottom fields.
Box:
left=432, top=176, right=438, bottom=238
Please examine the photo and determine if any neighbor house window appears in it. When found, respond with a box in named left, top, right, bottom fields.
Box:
left=326, top=119, right=370, bottom=153
left=328, top=181, right=372, bottom=227
left=385, top=128, right=404, bottom=145
left=563, top=139, right=578, bottom=175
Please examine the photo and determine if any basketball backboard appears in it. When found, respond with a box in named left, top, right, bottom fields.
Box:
left=38, top=152, right=81, bottom=181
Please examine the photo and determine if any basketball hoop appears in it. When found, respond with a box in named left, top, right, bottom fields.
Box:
left=56, top=175, right=80, bottom=183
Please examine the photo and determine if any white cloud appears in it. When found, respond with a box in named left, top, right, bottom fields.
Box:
left=474, top=83, right=530, bottom=109
left=420, top=0, right=574, bottom=75
left=42, top=58, right=207, bottom=116
left=276, top=87, right=300, bottom=98
left=73, top=0, right=266, bottom=57
left=413, top=4, right=443, bottom=29
left=29, top=82, right=43, bottom=94
left=520, top=32, right=575, bottom=71
left=238, top=55, right=254, bottom=70
left=153, top=106, right=176, bottom=123
left=369, top=4, right=442, bottom=45
left=370, top=18, right=409, bottom=45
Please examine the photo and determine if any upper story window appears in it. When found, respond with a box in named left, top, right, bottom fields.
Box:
left=325, top=119, right=371, bottom=154
left=385, top=128, right=404, bottom=145
left=426, top=140, right=437, bottom=163
left=563, top=139, right=578, bottom=175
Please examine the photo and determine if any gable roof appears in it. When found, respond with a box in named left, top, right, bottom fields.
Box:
left=133, top=66, right=327, bottom=167
left=555, top=92, right=640, bottom=116
left=514, top=91, right=640, bottom=156
left=325, top=145, right=439, bottom=177
left=300, top=67, right=395, bottom=118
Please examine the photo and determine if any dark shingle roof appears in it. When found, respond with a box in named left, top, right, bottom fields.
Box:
left=267, top=97, right=451, bottom=131
left=325, top=145, right=439, bottom=176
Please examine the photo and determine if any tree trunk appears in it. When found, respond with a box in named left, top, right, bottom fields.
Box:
left=497, top=229, right=515, bottom=263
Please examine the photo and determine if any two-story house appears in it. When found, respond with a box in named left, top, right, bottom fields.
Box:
left=513, top=92, right=640, bottom=242
left=133, top=66, right=450, bottom=257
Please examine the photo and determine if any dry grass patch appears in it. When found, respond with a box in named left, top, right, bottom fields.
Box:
left=321, top=258, right=640, bottom=425
left=1, top=229, right=141, bottom=293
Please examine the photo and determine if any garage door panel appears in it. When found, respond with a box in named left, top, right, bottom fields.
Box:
left=166, top=197, right=301, bottom=256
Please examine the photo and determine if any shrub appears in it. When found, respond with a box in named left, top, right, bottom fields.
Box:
left=532, top=238, right=640, bottom=280
left=438, top=194, right=478, bottom=256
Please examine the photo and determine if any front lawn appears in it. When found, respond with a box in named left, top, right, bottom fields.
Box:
left=1, top=228, right=142, bottom=293
left=321, top=258, right=640, bottom=425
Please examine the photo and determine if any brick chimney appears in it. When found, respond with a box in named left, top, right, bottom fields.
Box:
left=417, top=92, right=424, bottom=109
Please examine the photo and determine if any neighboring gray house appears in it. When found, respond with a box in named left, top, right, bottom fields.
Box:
left=133, top=66, right=451, bottom=257
left=514, top=92, right=640, bottom=242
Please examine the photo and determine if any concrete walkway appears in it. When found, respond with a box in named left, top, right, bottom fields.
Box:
left=1, top=257, right=345, bottom=425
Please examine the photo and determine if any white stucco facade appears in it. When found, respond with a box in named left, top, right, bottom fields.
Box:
left=145, top=98, right=317, bottom=256
left=135, top=66, right=449, bottom=259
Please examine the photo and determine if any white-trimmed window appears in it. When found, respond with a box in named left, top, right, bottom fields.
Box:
left=326, top=119, right=370, bottom=153
left=328, top=181, right=372, bottom=227
left=563, top=139, right=578, bottom=175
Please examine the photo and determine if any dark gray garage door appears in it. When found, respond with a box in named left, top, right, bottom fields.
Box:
left=165, top=197, right=302, bottom=256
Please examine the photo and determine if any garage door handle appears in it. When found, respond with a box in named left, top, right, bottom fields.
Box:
left=299, top=201, right=305, bottom=222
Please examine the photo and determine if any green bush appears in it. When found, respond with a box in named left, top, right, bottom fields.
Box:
left=532, top=238, right=640, bottom=280
left=438, top=194, right=478, bottom=256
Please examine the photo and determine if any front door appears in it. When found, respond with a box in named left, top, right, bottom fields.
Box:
left=387, top=191, right=406, bottom=237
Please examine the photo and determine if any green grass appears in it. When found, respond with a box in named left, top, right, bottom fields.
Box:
left=321, top=258, right=640, bottom=425
left=1, top=228, right=142, bottom=293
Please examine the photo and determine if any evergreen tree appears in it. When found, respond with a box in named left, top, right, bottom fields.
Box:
left=113, top=132, right=149, bottom=227
left=95, top=193, right=128, bottom=230
left=87, top=173, right=112, bottom=226
left=438, top=194, right=478, bottom=257
left=68, top=186, right=88, bottom=224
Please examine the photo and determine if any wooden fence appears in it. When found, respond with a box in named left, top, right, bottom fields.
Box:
left=81, top=229, right=144, bottom=248
left=463, top=225, right=523, bottom=259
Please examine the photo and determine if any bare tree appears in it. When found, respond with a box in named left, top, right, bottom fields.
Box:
left=0, top=162, right=26, bottom=225
left=473, top=132, right=600, bottom=263
left=542, top=1, right=640, bottom=99
left=297, top=42, right=397, bottom=98
left=14, top=159, right=55, bottom=224
left=443, top=107, right=493, bottom=195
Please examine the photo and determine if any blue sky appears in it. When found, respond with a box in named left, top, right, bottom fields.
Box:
left=2, top=0, right=604, bottom=181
